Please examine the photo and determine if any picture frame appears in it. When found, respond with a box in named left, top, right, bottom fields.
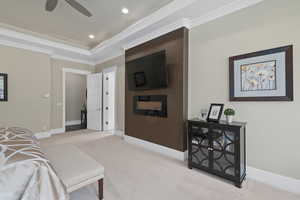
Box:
left=207, top=104, right=224, bottom=122
left=0, top=73, right=8, bottom=102
left=229, top=45, right=293, bottom=101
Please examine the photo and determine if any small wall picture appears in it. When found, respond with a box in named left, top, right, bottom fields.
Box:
left=229, top=45, right=293, bottom=101
left=0, top=73, right=8, bottom=101
left=207, top=104, right=224, bottom=122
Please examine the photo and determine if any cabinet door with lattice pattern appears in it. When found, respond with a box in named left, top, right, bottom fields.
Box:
left=210, top=127, right=238, bottom=177
left=189, top=123, right=210, bottom=169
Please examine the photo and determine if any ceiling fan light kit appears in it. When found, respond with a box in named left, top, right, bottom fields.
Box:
left=45, top=0, right=92, bottom=17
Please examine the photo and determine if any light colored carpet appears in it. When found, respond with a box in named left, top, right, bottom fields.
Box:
left=40, top=132, right=300, bottom=200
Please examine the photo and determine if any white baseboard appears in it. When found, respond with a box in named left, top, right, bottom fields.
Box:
left=34, top=128, right=65, bottom=139
left=114, top=130, right=124, bottom=137
left=66, top=120, right=81, bottom=126
left=247, top=166, right=300, bottom=195
left=123, top=135, right=300, bottom=194
left=124, top=135, right=187, bottom=161
left=50, top=128, right=65, bottom=135
left=34, top=131, right=51, bottom=139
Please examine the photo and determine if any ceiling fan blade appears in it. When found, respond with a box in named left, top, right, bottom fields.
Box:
left=65, top=0, right=92, bottom=17
left=45, top=0, right=58, bottom=11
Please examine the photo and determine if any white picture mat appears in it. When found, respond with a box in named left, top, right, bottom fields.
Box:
left=234, top=52, right=286, bottom=97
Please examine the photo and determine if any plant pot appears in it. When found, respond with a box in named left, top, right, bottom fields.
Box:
left=226, top=115, right=233, bottom=123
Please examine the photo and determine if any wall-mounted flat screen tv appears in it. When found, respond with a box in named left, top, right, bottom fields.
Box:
left=126, top=51, right=167, bottom=91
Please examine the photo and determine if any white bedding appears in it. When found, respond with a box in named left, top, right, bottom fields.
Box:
left=0, top=127, right=69, bottom=200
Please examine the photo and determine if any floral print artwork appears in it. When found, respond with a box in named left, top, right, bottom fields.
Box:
left=240, top=60, right=276, bottom=91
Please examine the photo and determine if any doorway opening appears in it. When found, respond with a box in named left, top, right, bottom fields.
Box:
left=63, top=68, right=91, bottom=132
left=62, top=67, right=116, bottom=133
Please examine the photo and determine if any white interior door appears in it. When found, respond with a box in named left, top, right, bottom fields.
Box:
left=103, top=68, right=116, bottom=131
left=87, top=73, right=102, bottom=131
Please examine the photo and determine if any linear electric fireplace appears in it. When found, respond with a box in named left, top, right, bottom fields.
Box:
left=133, top=95, right=167, bottom=117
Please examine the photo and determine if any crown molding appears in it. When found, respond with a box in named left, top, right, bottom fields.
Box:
left=123, top=18, right=192, bottom=50
left=90, top=0, right=197, bottom=54
left=191, top=0, right=264, bottom=28
left=51, top=54, right=95, bottom=66
left=0, top=27, right=91, bottom=55
left=95, top=49, right=124, bottom=65
left=0, top=0, right=263, bottom=66
left=0, top=38, right=53, bottom=55
left=94, top=18, right=191, bottom=65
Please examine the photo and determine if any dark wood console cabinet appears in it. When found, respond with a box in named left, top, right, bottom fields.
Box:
left=188, top=119, right=246, bottom=187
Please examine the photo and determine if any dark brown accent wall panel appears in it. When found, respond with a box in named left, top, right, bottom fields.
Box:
left=125, top=27, right=189, bottom=152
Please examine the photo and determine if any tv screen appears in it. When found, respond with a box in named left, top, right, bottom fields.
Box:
left=126, top=51, right=167, bottom=91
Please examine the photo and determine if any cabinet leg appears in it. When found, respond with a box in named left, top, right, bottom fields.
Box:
left=98, top=179, right=103, bottom=200
left=235, top=182, right=242, bottom=188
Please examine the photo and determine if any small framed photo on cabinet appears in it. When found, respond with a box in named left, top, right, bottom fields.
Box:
left=207, top=104, right=224, bottom=122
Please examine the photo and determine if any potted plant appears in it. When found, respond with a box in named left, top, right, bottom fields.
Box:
left=224, top=108, right=235, bottom=123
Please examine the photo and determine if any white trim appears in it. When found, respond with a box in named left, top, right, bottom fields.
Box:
left=0, top=38, right=53, bottom=55
left=91, top=0, right=196, bottom=54
left=94, top=50, right=124, bottom=65
left=50, top=128, right=65, bottom=135
left=0, top=27, right=91, bottom=55
left=124, top=135, right=187, bottom=161
left=102, top=66, right=118, bottom=73
left=51, top=54, right=95, bottom=66
left=34, top=131, right=52, bottom=139
left=62, top=68, right=92, bottom=130
left=247, top=166, right=300, bottom=195
left=34, top=128, right=65, bottom=139
left=66, top=120, right=81, bottom=126
left=114, top=130, right=124, bottom=137
left=62, top=67, right=92, bottom=75
left=191, top=0, right=264, bottom=28
left=123, top=18, right=191, bottom=50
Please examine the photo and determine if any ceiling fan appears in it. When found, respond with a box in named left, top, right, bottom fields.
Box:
left=45, top=0, right=92, bottom=17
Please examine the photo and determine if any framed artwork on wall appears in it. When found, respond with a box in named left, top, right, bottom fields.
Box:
left=0, top=73, right=8, bottom=102
left=207, top=104, right=224, bottom=122
left=229, top=45, right=293, bottom=101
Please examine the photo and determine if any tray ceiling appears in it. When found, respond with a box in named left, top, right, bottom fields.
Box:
left=0, top=0, right=173, bottom=49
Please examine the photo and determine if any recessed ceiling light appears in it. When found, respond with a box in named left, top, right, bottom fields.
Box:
left=89, top=34, right=95, bottom=39
left=122, top=7, right=129, bottom=14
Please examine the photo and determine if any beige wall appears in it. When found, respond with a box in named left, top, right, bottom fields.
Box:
left=0, top=44, right=94, bottom=132
left=0, top=45, right=51, bottom=132
left=189, top=0, right=300, bottom=179
left=65, top=73, right=86, bottom=122
left=51, top=59, right=94, bottom=129
left=95, top=55, right=125, bottom=131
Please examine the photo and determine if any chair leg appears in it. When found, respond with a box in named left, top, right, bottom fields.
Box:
left=98, top=179, right=103, bottom=200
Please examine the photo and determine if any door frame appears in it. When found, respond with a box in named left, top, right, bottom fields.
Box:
left=62, top=68, right=92, bottom=132
left=102, top=66, right=117, bottom=131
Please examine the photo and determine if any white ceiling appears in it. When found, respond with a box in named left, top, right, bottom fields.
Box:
left=0, top=0, right=264, bottom=65
left=0, top=0, right=173, bottom=49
